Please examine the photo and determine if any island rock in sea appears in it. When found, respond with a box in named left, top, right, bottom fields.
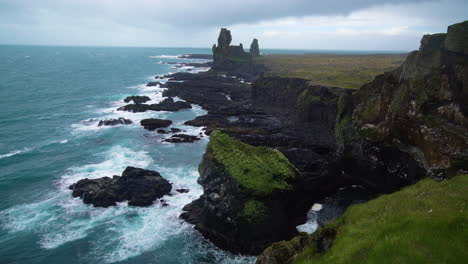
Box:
left=181, top=131, right=301, bottom=254
left=69, top=167, right=172, bottom=207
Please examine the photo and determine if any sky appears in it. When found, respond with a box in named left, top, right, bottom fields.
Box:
left=0, top=0, right=466, bottom=51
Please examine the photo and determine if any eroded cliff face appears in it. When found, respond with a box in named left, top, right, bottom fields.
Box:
left=181, top=131, right=301, bottom=254
left=256, top=20, right=468, bottom=264
left=336, top=21, right=468, bottom=192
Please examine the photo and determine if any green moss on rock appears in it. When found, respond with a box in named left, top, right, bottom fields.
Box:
left=206, top=131, right=299, bottom=196
left=242, top=199, right=268, bottom=223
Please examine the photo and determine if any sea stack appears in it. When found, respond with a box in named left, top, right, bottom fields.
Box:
left=212, top=28, right=260, bottom=70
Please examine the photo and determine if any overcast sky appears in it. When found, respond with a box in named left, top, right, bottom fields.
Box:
left=0, top=0, right=466, bottom=50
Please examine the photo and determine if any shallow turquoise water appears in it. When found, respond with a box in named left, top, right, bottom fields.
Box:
left=0, top=45, right=255, bottom=264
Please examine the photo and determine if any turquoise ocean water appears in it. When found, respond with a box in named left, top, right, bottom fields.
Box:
left=0, top=45, right=402, bottom=264
left=0, top=45, right=256, bottom=264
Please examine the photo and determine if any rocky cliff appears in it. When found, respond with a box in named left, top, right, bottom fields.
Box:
left=336, top=21, right=468, bottom=194
left=257, top=20, right=468, bottom=264
left=181, top=131, right=301, bottom=254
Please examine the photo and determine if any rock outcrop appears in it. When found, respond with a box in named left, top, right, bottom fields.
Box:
left=211, top=28, right=262, bottom=73
left=69, top=167, right=172, bottom=207
left=98, top=117, right=132, bottom=126
left=140, top=118, right=172, bottom=130
left=256, top=20, right=468, bottom=264
left=118, top=97, right=192, bottom=112
left=162, top=134, right=201, bottom=143
left=250, top=38, right=260, bottom=57
left=336, top=20, right=468, bottom=193
left=124, top=95, right=151, bottom=104
left=181, top=131, right=301, bottom=254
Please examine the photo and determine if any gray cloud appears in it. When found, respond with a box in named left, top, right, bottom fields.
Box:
left=0, top=0, right=429, bottom=28
left=0, top=0, right=466, bottom=49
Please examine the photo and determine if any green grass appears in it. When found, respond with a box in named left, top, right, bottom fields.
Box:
left=206, top=131, right=299, bottom=196
left=293, top=174, right=468, bottom=264
left=262, top=54, right=407, bottom=89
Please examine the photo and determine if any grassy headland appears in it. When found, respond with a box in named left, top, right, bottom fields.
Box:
left=261, top=53, right=407, bottom=89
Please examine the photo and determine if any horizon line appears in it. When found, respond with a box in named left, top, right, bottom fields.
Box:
left=0, top=43, right=411, bottom=53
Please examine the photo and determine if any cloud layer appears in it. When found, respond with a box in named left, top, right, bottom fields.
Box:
left=0, top=0, right=466, bottom=50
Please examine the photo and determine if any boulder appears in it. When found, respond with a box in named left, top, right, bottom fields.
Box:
left=98, top=117, right=132, bottom=126
left=140, top=119, right=172, bottom=130
left=124, top=95, right=151, bottom=104
left=69, top=167, right=172, bottom=207
left=162, top=134, right=200, bottom=143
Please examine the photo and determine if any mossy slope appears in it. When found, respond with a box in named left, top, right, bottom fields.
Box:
left=205, top=131, right=299, bottom=196
left=258, top=175, right=468, bottom=263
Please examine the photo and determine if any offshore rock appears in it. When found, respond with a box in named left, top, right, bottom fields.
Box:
left=98, top=117, right=132, bottom=126
left=124, top=95, right=151, bottom=104
left=162, top=134, right=200, bottom=143
left=69, top=167, right=172, bottom=207
left=181, top=131, right=301, bottom=254
left=118, top=97, right=192, bottom=112
left=140, top=118, right=172, bottom=130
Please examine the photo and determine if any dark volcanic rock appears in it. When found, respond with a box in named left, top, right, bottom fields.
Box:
left=211, top=28, right=262, bottom=74
left=157, top=129, right=169, bottom=134
left=171, top=128, right=184, bottom=133
left=176, top=188, right=190, bottom=193
left=118, top=97, right=192, bottom=112
left=180, top=54, right=213, bottom=59
left=124, top=95, right=151, bottom=104
left=181, top=132, right=302, bottom=254
left=250, top=38, right=260, bottom=57
left=146, top=82, right=164, bottom=87
left=98, top=117, right=132, bottom=126
left=336, top=21, right=468, bottom=188
left=154, top=97, right=192, bottom=111
left=140, top=119, right=172, bottom=130
left=162, top=134, right=200, bottom=143
left=69, top=167, right=172, bottom=207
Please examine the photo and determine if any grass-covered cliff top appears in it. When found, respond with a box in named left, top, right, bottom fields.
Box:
left=261, top=53, right=407, bottom=89
left=206, top=131, right=299, bottom=196
left=291, top=174, right=468, bottom=264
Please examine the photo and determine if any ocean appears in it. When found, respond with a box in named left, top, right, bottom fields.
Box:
left=0, top=45, right=255, bottom=264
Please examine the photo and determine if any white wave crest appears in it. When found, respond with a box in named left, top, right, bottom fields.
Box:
left=0, top=148, right=32, bottom=159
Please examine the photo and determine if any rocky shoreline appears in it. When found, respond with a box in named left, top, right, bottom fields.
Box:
left=68, top=22, right=468, bottom=261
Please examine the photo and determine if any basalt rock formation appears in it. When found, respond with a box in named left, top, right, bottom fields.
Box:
left=124, top=95, right=151, bottom=104
left=336, top=20, right=468, bottom=193
left=140, top=118, right=172, bottom=130
left=181, top=131, right=301, bottom=254
left=250, top=38, right=260, bottom=57
left=212, top=28, right=262, bottom=74
left=256, top=20, right=468, bottom=264
left=98, top=117, right=132, bottom=126
left=118, top=97, right=192, bottom=112
left=69, top=167, right=172, bottom=207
